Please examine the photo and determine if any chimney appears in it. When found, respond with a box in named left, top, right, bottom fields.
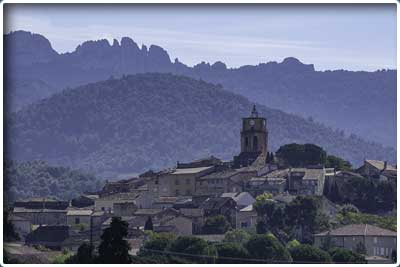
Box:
left=384, top=161, right=388, bottom=171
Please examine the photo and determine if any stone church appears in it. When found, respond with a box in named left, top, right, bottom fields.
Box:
left=233, top=105, right=268, bottom=168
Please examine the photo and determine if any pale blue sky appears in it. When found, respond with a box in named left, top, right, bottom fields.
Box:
left=4, top=4, right=397, bottom=71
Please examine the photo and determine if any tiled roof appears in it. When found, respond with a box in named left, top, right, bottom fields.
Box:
left=315, top=224, right=396, bottom=237
left=172, top=166, right=214, bottom=175
left=67, top=210, right=93, bottom=216
left=13, top=207, right=67, bottom=213
left=97, top=192, right=139, bottom=201
left=200, top=170, right=238, bottom=180
left=290, top=168, right=324, bottom=180
left=133, top=209, right=163, bottom=216
left=366, top=159, right=396, bottom=171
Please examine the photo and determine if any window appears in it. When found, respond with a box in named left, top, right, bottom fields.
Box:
left=75, top=217, right=80, bottom=224
left=373, top=237, right=378, bottom=244
left=253, top=136, right=258, bottom=150
left=175, top=179, right=180, bottom=185
left=186, top=178, right=190, bottom=185
left=241, top=222, right=249, bottom=228
left=101, top=207, right=105, bottom=211
left=245, top=137, right=249, bottom=147
left=380, top=247, right=384, bottom=256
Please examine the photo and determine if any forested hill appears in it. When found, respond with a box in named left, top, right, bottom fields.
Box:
left=6, top=73, right=395, bottom=177
left=4, top=160, right=103, bottom=202
left=5, top=31, right=396, bottom=148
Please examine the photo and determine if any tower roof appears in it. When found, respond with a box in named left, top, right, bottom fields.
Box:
left=251, top=105, right=259, bottom=118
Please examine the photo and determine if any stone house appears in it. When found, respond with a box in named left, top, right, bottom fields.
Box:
left=246, top=177, right=287, bottom=197
left=13, top=207, right=67, bottom=225
left=113, top=202, right=138, bottom=217
left=357, top=159, right=396, bottom=180
left=66, top=209, right=92, bottom=228
left=288, top=167, right=325, bottom=196
left=200, top=197, right=237, bottom=228
left=94, top=192, right=138, bottom=213
left=314, top=224, right=397, bottom=259
left=14, top=198, right=69, bottom=210
left=158, top=166, right=215, bottom=197
left=236, top=204, right=257, bottom=230
left=9, top=215, right=32, bottom=239
left=156, top=215, right=193, bottom=236
left=220, top=192, right=255, bottom=209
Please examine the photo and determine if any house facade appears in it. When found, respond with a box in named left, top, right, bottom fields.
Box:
left=314, top=224, right=396, bottom=259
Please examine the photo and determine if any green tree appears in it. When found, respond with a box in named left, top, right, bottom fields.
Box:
left=144, top=216, right=153, bottom=231
left=289, top=244, right=331, bottom=263
left=139, top=232, right=176, bottom=256
left=286, top=239, right=300, bottom=250
left=97, top=217, right=131, bottom=263
left=223, top=229, right=252, bottom=244
left=167, top=236, right=216, bottom=263
left=325, top=155, right=352, bottom=171
left=215, top=243, right=249, bottom=263
left=329, top=247, right=366, bottom=263
left=202, top=215, right=231, bottom=234
left=285, top=196, right=326, bottom=243
left=276, top=143, right=327, bottom=167
left=245, top=233, right=292, bottom=263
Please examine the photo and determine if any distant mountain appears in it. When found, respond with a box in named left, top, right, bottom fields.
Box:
left=6, top=73, right=395, bottom=177
left=5, top=31, right=396, bottom=148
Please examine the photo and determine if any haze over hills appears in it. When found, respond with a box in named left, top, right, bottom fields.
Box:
left=6, top=73, right=395, bottom=177
left=5, top=31, right=396, bottom=149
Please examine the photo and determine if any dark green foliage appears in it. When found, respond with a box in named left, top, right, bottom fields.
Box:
left=330, top=176, right=396, bottom=213
left=65, top=243, right=93, bottom=263
left=202, top=215, right=231, bottom=234
left=97, top=217, right=131, bottom=264
left=285, top=196, right=330, bottom=243
left=167, top=236, right=216, bottom=263
left=4, top=160, right=102, bottom=201
left=325, top=155, right=352, bottom=171
left=4, top=210, right=19, bottom=242
left=276, top=143, right=327, bottom=167
left=214, top=243, right=249, bottom=263
left=329, top=247, right=366, bottom=263
left=327, top=181, right=341, bottom=203
left=391, top=250, right=396, bottom=263
left=355, top=242, right=366, bottom=255
left=7, top=73, right=395, bottom=176
left=139, top=232, right=176, bottom=256
left=245, top=233, right=292, bottom=263
left=144, top=216, right=153, bottom=231
left=289, top=244, right=331, bottom=263
left=223, top=229, right=252, bottom=244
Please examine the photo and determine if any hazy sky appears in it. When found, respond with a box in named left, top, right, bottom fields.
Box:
left=4, top=4, right=397, bottom=71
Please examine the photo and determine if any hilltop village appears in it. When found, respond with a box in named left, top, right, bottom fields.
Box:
left=5, top=106, right=397, bottom=264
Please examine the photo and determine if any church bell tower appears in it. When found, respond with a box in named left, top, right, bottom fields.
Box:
left=240, top=105, right=268, bottom=154
left=233, top=105, right=268, bottom=168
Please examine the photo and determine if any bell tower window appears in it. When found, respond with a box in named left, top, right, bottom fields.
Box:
left=253, top=136, right=258, bottom=151
left=245, top=137, right=249, bottom=147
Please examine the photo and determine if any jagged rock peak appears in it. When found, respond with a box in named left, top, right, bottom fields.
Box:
left=112, top=39, right=119, bottom=47
left=76, top=39, right=111, bottom=52
left=120, top=37, right=139, bottom=50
